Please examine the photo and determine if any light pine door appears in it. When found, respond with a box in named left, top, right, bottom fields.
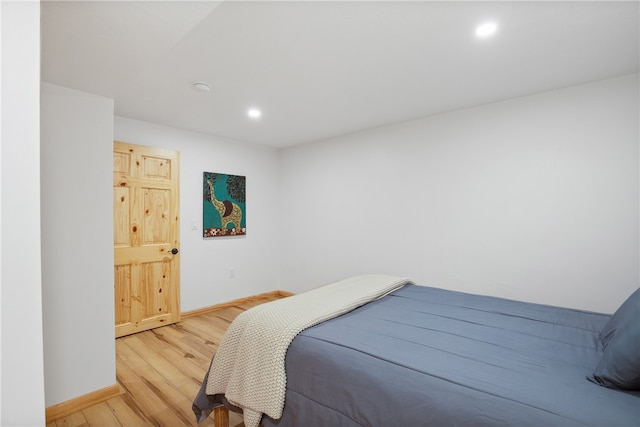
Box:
left=113, top=141, right=180, bottom=338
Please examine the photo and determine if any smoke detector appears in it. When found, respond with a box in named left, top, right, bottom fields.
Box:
left=192, top=82, right=211, bottom=93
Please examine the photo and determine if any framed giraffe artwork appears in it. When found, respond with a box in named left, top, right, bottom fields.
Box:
left=203, top=172, right=246, bottom=237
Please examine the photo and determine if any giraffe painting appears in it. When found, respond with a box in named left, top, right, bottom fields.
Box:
left=203, top=172, right=246, bottom=237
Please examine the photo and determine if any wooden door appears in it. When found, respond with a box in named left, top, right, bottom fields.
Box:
left=113, top=141, right=180, bottom=338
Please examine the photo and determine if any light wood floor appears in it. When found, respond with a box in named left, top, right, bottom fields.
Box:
left=47, top=295, right=283, bottom=427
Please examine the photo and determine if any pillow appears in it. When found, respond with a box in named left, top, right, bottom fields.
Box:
left=599, top=288, right=640, bottom=349
left=589, top=315, right=640, bottom=390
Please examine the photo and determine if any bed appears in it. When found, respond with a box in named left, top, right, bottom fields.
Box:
left=193, top=275, right=640, bottom=427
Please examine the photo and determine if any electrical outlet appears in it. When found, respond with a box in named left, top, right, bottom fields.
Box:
left=229, top=268, right=235, bottom=278
left=191, top=219, right=199, bottom=230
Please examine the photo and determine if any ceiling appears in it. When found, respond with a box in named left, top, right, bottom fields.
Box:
left=41, top=1, right=639, bottom=148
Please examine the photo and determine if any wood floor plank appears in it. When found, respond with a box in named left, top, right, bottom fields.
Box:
left=116, top=374, right=166, bottom=421
left=54, top=411, right=88, bottom=427
left=132, top=334, right=195, bottom=389
left=47, top=295, right=283, bottom=426
left=116, top=338, right=148, bottom=369
left=210, top=306, right=244, bottom=323
left=82, top=401, right=121, bottom=426
left=106, top=395, right=151, bottom=426
left=160, top=346, right=209, bottom=386
left=154, top=324, right=216, bottom=369
left=134, top=364, right=198, bottom=426
left=180, top=313, right=235, bottom=340
left=162, top=329, right=217, bottom=363
left=177, top=380, right=205, bottom=404
left=146, top=406, right=195, bottom=427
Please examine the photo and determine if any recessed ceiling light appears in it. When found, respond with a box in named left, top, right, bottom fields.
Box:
left=247, top=108, right=262, bottom=119
left=193, top=81, right=211, bottom=92
left=475, top=22, right=498, bottom=38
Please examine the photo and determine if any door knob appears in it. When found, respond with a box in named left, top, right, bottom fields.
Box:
left=171, top=248, right=179, bottom=255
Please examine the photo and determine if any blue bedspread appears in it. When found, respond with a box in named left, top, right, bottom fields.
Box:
left=262, top=285, right=640, bottom=426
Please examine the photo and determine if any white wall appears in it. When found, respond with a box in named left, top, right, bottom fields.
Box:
left=34, top=98, right=280, bottom=410
left=0, top=1, right=46, bottom=425
left=40, top=83, right=115, bottom=406
left=115, top=117, right=281, bottom=311
left=279, top=74, right=639, bottom=314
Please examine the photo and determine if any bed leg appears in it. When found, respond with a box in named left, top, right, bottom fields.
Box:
left=213, top=406, right=229, bottom=427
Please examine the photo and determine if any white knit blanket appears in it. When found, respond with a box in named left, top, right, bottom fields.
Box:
left=205, top=274, right=411, bottom=427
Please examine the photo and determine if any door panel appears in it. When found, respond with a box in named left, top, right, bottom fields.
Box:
left=114, top=141, right=180, bottom=338
left=141, top=261, right=171, bottom=317
left=114, top=265, right=131, bottom=326
left=143, top=188, right=170, bottom=243
left=114, top=187, right=131, bottom=246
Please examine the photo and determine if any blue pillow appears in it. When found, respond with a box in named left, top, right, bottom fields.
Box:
left=599, top=288, right=640, bottom=349
left=589, top=288, right=640, bottom=390
left=589, top=315, right=640, bottom=390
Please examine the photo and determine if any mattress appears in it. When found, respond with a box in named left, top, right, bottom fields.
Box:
left=259, top=285, right=640, bottom=426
